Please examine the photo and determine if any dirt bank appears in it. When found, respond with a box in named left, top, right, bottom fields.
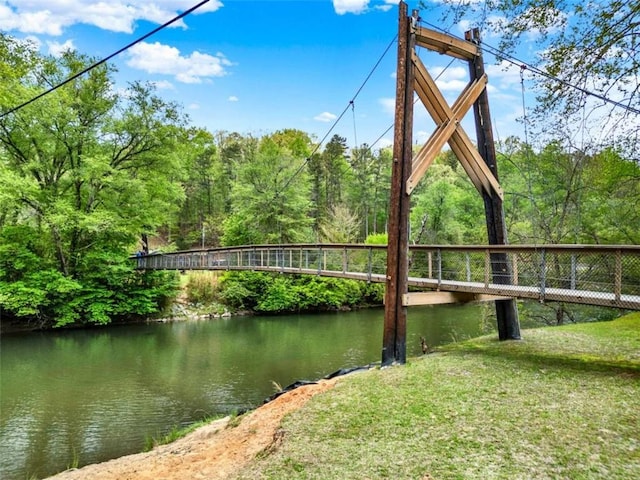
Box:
left=47, top=378, right=338, bottom=480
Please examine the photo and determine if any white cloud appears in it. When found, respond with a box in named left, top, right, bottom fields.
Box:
left=415, top=130, right=431, bottom=144
left=374, top=0, right=399, bottom=12
left=151, top=80, right=175, bottom=90
left=457, top=19, right=472, bottom=34
left=228, top=95, right=239, bottom=102
left=431, top=65, right=469, bottom=92
left=0, top=1, right=223, bottom=35
left=188, top=103, right=200, bottom=110
left=333, top=0, right=398, bottom=15
left=126, top=42, right=232, bottom=83
left=47, top=39, right=75, bottom=57
left=376, top=137, right=393, bottom=148
left=379, top=97, right=395, bottom=115
left=486, top=61, right=526, bottom=90
left=333, top=0, right=369, bottom=15
left=314, top=111, right=337, bottom=122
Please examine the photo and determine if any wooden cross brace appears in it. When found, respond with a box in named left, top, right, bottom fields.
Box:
left=406, top=50, right=504, bottom=200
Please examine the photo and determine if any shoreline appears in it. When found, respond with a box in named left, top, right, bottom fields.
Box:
left=45, top=378, right=341, bottom=480
left=44, top=363, right=376, bottom=479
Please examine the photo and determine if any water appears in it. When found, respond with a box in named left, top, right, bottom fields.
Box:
left=0, top=304, right=492, bottom=479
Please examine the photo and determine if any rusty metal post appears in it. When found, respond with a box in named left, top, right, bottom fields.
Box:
left=466, top=28, right=521, bottom=340
left=382, top=1, right=415, bottom=365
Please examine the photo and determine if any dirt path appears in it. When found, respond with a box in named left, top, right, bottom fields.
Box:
left=47, top=378, right=338, bottom=480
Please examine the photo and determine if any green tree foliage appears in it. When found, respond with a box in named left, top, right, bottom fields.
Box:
left=308, top=134, right=349, bottom=230
left=498, top=137, right=640, bottom=244
left=318, top=204, right=360, bottom=243
left=410, top=156, right=485, bottom=245
left=429, top=0, right=640, bottom=156
left=0, top=37, right=182, bottom=327
left=221, top=131, right=313, bottom=245
left=347, top=145, right=391, bottom=239
left=215, top=131, right=257, bottom=212
left=580, top=148, right=640, bottom=244
left=218, top=271, right=382, bottom=314
left=171, top=128, right=229, bottom=249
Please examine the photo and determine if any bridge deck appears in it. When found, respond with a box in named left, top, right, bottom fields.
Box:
left=134, top=244, right=640, bottom=311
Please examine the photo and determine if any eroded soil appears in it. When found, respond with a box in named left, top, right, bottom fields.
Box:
left=47, top=379, right=338, bottom=480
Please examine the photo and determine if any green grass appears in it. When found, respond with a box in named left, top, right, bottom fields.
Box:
left=144, top=414, right=225, bottom=451
left=233, top=313, right=640, bottom=479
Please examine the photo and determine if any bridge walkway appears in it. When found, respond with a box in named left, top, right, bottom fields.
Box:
left=134, top=244, right=640, bottom=311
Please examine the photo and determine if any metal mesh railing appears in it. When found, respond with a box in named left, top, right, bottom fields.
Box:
left=408, top=246, right=640, bottom=309
left=134, top=244, right=640, bottom=310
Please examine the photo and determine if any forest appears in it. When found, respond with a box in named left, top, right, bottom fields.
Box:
left=1, top=0, right=639, bottom=330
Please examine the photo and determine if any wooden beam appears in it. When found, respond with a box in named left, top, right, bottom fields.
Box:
left=408, top=73, right=487, bottom=194
left=382, top=1, right=414, bottom=366
left=466, top=28, right=520, bottom=341
left=409, top=53, right=504, bottom=199
left=413, top=73, right=486, bottom=194
left=415, top=27, right=479, bottom=60
left=402, top=291, right=512, bottom=306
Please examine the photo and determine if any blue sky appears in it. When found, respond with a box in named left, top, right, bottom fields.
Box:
left=1, top=0, right=531, bottom=151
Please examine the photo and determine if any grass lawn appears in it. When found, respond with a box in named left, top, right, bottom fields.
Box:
left=233, top=313, right=640, bottom=479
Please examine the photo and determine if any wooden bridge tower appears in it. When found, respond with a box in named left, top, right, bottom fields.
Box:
left=382, top=1, right=521, bottom=366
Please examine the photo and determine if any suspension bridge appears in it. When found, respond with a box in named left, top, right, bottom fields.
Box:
left=133, top=2, right=639, bottom=367
left=135, top=243, right=640, bottom=312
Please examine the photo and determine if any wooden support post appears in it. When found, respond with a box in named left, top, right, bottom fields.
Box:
left=383, top=1, right=414, bottom=366
left=615, top=249, right=622, bottom=301
left=466, top=28, right=520, bottom=341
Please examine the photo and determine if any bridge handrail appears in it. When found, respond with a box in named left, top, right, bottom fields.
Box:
left=132, top=244, right=640, bottom=311
left=136, top=243, right=640, bottom=258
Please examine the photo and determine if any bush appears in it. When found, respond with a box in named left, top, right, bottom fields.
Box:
left=215, top=271, right=384, bottom=314
left=0, top=226, right=180, bottom=328
left=185, top=271, right=220, bottom=304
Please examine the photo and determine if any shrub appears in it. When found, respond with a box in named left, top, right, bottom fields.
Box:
left=185, top=272, right=220, bottom=304
left=216, top=271, right=384, bottom=314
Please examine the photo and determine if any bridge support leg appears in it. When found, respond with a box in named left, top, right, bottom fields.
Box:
left=382, top=2, right=414, bottom=366
left=467, top=28, right=521, bottom=340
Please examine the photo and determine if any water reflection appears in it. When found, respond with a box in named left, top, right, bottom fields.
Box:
left=0, top=304, right=492, bottom=479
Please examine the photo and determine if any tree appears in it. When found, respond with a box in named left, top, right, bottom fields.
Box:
left=507, top=140, right=587, bottom=244
left=172, top=128, right=230, bottom=249
left=497, top=137, right=640, bottom=245
left=409, top=160, right=484, bottom=245
left=429, top=0, right=640, bottom=157
left=368, top=147, right=392, bottom=236
left=317, top=204, right=360, bottom=243
left=0, top=38, right=183, bottom=327
left=576, top=147, right=640, bottom=244
left=221, top=132, right=313, bottom=245
left=308, top=134, right=349, bottom=232
left=214, top=131, right=251, bottom=213
left=346, top=144, right=392, bottom=239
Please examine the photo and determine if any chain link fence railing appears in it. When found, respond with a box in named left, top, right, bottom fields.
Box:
left=134, top=244, right=640, bottom=310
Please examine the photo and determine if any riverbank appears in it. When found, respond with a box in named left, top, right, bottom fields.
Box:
left=47, top=379, right=340, bottom=480
left=48, top=313, right=639, bottom=479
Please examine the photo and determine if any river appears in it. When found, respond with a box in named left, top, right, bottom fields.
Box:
left=0, top=304, right=493, bottom=479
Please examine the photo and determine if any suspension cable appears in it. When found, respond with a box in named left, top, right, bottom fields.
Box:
left=278, top=33, right=398, bottom=195
left=520, top=65, right=530, bottom=148
left=351, top=100, right=358, bottom=151
left=422, top=20, right=640, bottom=117
left=0, top=0, right=211, bottom=118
